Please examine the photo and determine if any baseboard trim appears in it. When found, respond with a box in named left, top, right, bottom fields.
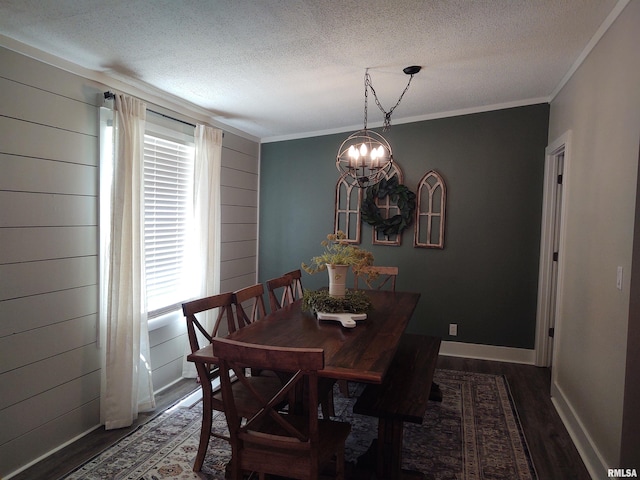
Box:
left=439, top=341, right=536, bottom=365
left=153, top=375, right=188, bottom=396
left=5, top=424, right=102, bottom=480
left=551, top=381, right=605, bottom=480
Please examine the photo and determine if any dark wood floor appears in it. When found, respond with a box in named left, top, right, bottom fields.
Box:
left=13, top=357, right=590, bottom=480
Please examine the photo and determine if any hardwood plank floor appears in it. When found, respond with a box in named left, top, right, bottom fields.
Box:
left=12, top=358, right=591, bottom=479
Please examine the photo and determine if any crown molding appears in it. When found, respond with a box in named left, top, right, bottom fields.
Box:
left=549, top=0, right=631, bottom=101
left=0, top=34, right=258, bottom=142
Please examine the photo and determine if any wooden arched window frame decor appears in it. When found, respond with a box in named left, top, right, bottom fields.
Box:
left=414, top=170, right=447, bottom=249
left=334, top=172, right=362, bottom=243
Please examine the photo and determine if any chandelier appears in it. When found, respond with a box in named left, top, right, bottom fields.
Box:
left=336, top=66, right=421, bottom=188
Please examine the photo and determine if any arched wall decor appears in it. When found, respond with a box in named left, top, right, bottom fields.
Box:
left=370, top=163, right=404, bottom=246
left=414, top=170, right=447, bottom=249
left=334, top=172, right=362, bottom=243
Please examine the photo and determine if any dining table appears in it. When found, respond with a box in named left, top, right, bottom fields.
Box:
left=187, top=288, right=422, bottom=477
left=189, top=289, right=420, bottom=384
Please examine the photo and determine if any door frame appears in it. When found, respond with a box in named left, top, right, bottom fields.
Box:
left=534, top=131, right=572, bottom=367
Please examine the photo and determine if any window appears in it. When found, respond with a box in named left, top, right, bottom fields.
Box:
left=143, top=134, right=195, bottom=317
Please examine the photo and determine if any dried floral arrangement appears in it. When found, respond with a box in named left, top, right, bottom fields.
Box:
left=301, top=231, right=374, bottom=275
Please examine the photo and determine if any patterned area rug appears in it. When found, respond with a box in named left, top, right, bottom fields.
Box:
left=62, top=370, right=537, bottom=480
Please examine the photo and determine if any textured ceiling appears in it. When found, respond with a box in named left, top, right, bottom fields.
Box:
left=0, top=0, right=621, bottom=140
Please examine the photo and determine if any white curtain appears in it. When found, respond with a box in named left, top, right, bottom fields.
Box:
left=182, top=125, right=223, bottom=378
left=100, top=93, right=156, bottom=429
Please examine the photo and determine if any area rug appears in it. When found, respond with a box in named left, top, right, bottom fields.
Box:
left=62, top=370, right=537, bottom=480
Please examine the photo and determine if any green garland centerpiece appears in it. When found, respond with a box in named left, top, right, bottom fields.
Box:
left=302, top=289, right=372, bottom=314
left=361, top=174, right=416, bottom=236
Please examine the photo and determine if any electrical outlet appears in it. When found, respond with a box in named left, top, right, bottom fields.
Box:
left=449, top=323, right=458, bottom=336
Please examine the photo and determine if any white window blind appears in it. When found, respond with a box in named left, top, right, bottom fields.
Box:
left=144, top=134, right=195, bottom=317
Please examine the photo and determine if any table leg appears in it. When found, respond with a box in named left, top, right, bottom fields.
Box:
left=377, top=418, right=425, bottom=480
left=377, top=418, right=402, bottom=479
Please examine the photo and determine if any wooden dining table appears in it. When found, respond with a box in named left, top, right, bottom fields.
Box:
left=188, top=289, right=420, bottom=385
left=187, top=288, right=422, bottom=479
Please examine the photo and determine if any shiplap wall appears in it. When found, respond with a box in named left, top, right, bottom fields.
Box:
left=220, top=136, right=260, bottom=293
left=0, top=46, right=260, bottom=477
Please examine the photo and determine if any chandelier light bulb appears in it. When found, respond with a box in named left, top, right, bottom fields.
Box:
left=336, top=129, right=394, bottom=188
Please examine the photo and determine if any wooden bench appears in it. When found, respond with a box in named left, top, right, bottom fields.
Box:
left=353, top=333, right=441, bottom=479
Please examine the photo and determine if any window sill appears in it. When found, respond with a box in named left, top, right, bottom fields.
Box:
left=148, top=308, right=182, bottom=332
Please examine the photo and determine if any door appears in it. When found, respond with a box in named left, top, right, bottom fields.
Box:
left=535, top=133, right=570, bottom=367
left=546, top=151, right=564, bottom=365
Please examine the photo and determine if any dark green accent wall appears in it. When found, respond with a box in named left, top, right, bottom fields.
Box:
left=259, top=104, right=550, bottom=349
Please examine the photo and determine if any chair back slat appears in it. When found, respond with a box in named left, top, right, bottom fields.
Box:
left=214, top=337, right=324, bottom=371
left=232, top=283, right=266, bottom=328
left=182, top=292, right=236, bottom=353
left=266, top=274, right=295, bottom=311
left=284, top=269, right=304, bottom=300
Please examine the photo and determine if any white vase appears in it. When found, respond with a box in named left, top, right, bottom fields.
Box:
left=327, top=264, right=348, bottom=298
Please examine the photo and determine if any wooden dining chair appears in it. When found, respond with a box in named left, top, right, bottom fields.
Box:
left=182, top=293, right=284, bottom=472
left=232, top=282, right=273, bottom=378
left=281, top=269, right=338, bottom=416
left=241, top=278, right=335, bottom=418
left=214, top=337, right=351, bottom=480
left=284, top=268, right=305, bottom=300
left=266, top=273, right=295, bottom=311
left=232, top=283, right=267, bottom=328
left=354, top=265, right=398, bottom=291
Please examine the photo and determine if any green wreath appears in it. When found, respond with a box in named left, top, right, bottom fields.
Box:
left=361, top=174, right=416, bottom=236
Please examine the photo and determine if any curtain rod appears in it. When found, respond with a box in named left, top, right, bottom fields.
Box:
left=104, top=91, right=197, bottom=129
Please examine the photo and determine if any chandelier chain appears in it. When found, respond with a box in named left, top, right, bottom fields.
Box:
left=365, top=70, right=415, bottom=131
left=338, top=66, right=419, bottom=188
left=364, top=70, right=369, bottom=129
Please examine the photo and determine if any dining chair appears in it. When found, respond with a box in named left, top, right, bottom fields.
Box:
left=232, top=282, right=273, bottom=378
left=247, top=277, right=335, bottom=418
left=284, top=268, right=305, bottom=300
left=232, top=282, right=267, bottom=328
left=214, top=337, right=351, bottom=480
left=354, top=265, right=398, bottom=291
left=182, top=293, right=284, bottom=472
left=266, top=273, right=295, bottom=311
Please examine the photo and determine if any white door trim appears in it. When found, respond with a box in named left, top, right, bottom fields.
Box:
left=535, top=131, right=572, bottom=367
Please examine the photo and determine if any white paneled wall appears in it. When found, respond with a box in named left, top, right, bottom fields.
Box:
left=219, top=137, right=260, bottom=294
left=0, top=47, right=102, bottom=478
left=0, top=46, right=260, bottom=477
